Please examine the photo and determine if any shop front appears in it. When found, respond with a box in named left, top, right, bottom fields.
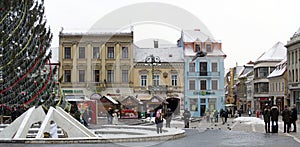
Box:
left=120, top=96, right=143, bottom=118
left=96, top=95, right=119, bottom=117
left=144, top=96, right=164, bottom=117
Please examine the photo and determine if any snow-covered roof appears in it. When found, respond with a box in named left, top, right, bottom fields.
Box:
left=60, top=29, right=132, bottom=36
left=102, top=95, right=119, bottom=104
left=255, top=42, right=286, bottom=63
left=121, top=96, right=143, bottom=105
left=267, top=57, right=287, bottom=78
left=239, top=65, right=253, bottom=78
left=134, top=46, right=184, bottom=62
left=182, top=30, right=216, bottom=42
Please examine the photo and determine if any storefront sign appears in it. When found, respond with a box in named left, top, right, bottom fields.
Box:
left=193, top=91, right=215, bottom=96
left=63, top=89, right=84, bottom=93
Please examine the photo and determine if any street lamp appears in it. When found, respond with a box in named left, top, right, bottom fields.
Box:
left=192, top=50, right=207, bottom=62
left=145, top=54, right=161, bottom=96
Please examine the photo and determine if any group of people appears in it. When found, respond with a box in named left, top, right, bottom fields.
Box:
left=154, top=108, right=174, bottom=134
left=263, top=104, right=298, bottom=133
left=205, top=109, right=219, bottom=123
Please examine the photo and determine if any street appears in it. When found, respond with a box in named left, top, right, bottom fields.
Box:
left=1, top=116, right=300, bottom=147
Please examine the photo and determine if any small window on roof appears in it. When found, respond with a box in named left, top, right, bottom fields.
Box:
left=169, top=54, right=172, bottom=57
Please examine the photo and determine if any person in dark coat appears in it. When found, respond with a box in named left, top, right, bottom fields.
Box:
left=291, top=104, right=298, bottom=132
left=223, top=109, right=228, bottom=125
left=219, top=108, right=225, bottom=124
left=183, top=109, right=191, bottom=128
left=155, top=112, right=164, bottom=134
left=282, top=105, right=291, bottom=133
left=11, top=106, right=21, bottom=122
left=165, top=108, right=172, bottom=128
left=263, top=105, right=271, bottom=133
left=270, top=105, right=279, bottom=133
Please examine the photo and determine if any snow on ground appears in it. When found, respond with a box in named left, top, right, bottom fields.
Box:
left=234, top=117, right=265, bottom=125
left=142, top=117, right=184, bottom=125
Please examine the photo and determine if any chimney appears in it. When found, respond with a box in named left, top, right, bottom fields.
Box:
left=154, top=39, right=158, bottom=48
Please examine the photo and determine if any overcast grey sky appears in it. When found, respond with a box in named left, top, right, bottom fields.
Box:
left=44, top=0, right=300, bottom=69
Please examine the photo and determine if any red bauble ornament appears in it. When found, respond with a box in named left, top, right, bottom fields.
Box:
left=34, top=81, right=37, bottom=84
left=21, top=91, right=25, bottom=95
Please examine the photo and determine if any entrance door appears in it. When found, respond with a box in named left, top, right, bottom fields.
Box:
left=166, top=98, right=180, bottom=115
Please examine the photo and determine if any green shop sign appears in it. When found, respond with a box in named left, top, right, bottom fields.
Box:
left=63, top=89, right=84, bottom=93
left=193, top=91, right=215, bottom=96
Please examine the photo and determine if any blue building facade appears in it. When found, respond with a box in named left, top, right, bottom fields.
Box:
left=180, top=30, right=226, bottom=117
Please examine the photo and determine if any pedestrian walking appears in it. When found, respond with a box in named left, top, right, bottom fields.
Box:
left=270, top=105, right=279, bottom=133
left=263, top=104, right=271, bottom=133
left=219, top=108, right=224, bottom=124
left=50, top=120, right=58, bottom=138
left=223, top=109, right=228, bottom=125
left=210, top=111, right=214, bottom=123
left=290, top=104, right=298, bottom=132
left=205, top=109, right=210, bottom=123
left=165, top=108, right=172, bottom=128
left=155, top=112, right=163, bottom=134
left=282, top=105, right=291, bottom=133
left=183, top=109, right=191, bottom=128
left=112, top=110, right=119, bottom=125
left=107, top=108, right=113, bottom=124
left=248, top=108, right=252, bottom=117
left=214, top=110, right=219, bottom=123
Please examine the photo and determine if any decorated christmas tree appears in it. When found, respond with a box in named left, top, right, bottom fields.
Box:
left=0, top=0, right=63, bottom=116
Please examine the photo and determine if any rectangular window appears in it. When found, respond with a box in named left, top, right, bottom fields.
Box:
left=93, top=70, right=100, bottom=82
left=189, top=80, right=195, bottom=90
left=200, top=62, right=207, bottom=76
left=212, top=80, right=218, bottom=90
left=107, top=47, right=114, bottom=58
left=93, top=47, right=100, bottom=59
left=189, top=63, right=195, bottom=72
left=206, top=44, right=212, bottom=52
left=200, top=80, right=207, bottom=90
left=107, top=70, right=114, bottom=83
left=171, top=75, right=178, bottom=86
left=153, top=75, right=160, bottom=86
left=64, top=47, right=71, bottom=59
left=212, top=62, right=218, bottom=72
left=79, top=70, right=85, bottom=82
left=141, top=75, right=147, bottom=87
left=259, top=67, right=269, bottom=78
left=190, top=99, right=198, bottom=111
left=79, top=47, right=85, bottom=59
left=122, top=70, right=128, bottom=83
left=122, top=47, right=129, bottom=58
left=64, top=70, right=71, bottom=82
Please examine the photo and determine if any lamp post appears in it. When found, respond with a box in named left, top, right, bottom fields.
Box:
left=145, top=54, right=161, bottom=96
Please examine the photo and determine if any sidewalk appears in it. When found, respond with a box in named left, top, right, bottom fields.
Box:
left=186, top=115, right=300, bottom=143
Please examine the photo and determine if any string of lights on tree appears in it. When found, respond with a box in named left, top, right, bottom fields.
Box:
left=0, top=0, right=67, bottom=115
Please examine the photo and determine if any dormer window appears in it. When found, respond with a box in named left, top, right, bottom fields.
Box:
left=195, top=44, right=200, bottom=52
left=206, top=44, right=212, bottom=52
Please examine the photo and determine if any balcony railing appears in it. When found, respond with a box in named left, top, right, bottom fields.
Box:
left=187, top=71, right=220, bottom=77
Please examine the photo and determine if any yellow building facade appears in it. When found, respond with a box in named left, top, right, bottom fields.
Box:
left=58, top=31, right=134, bottom=98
